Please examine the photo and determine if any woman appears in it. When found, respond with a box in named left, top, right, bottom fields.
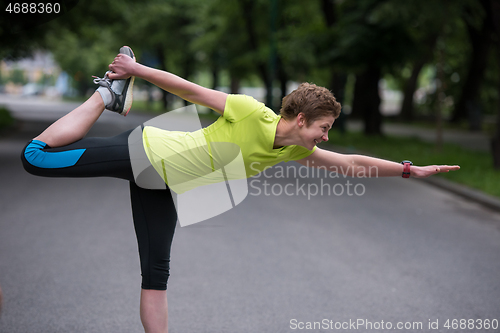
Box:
left=21, top=46, right=459, bottom=333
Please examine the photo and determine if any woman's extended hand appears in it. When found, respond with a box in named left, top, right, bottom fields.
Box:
left=411, top=165, right=460, bottom=178
left=108, top=53, right=137, bottom=80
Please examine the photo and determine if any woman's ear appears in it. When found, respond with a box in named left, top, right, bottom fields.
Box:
left=297, top=112, right=306, bottom=127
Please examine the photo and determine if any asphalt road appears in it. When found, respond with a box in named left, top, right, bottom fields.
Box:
left=1, top=97, right=500, bottom=333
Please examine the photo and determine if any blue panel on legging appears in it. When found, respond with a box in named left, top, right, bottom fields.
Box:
left=24, top=140, right=86, bottom=169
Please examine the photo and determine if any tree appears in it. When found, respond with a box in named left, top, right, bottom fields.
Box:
left=45, top=28, right=120, bottom=95
left=398, top=1, right=482, bottom=126
left=277, top=0, right=328, bottom=95
left=41, top=0, right=137, bottom=95
left=451, top=0, right=496, bottom=127
left=0, top=0, right=79, bottom=60
left=329, top=0, right=416, bottom=135
left=318, top=0, right=347, bottom=132
left=397, top=1, right=443, bottom=122
left=194, top=0, right=292, bottom=109
left=191, top=0, right=257, bottom=94
left=490, top=0, right=500, bottom=169
left=123, top=0, right=201, bottom=109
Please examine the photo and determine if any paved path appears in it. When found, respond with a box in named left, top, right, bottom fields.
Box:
left=0, top=97, right=499, bottom=332
left=346, top=121, right=491, bottom=152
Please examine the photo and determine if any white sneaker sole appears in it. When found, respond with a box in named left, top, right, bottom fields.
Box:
left=121, top=75, right=135, bottom=116
left=119, top=49, right=136, bottom=116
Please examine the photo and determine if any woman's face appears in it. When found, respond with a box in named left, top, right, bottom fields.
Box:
left=299, top=115, right=335, bottom=150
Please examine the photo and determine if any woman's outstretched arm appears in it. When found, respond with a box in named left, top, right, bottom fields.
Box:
left=297, top=147, right=460, bottom=178
left=107, top=53, right=228, bottom=114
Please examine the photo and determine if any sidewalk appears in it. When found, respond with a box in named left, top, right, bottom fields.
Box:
left=344, top=119, right=500, bottom=212
left=347, top=120, right=491, bottom=151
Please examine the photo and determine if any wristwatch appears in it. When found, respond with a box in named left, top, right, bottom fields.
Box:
left=401, top=160, right=413, bottom=178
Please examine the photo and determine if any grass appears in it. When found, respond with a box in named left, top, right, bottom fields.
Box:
left=131, top=100, right=169, bottom=114
left=385, top=117, right=499, bottom=137
left=0, top=107, right=14, bottom=132
left=325, top=130, right=500, bottom=199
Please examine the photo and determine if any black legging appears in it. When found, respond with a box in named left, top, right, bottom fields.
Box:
left=21, top=129, right=177, bottom=290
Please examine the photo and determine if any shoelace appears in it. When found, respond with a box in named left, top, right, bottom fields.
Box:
left=92, top=72, right=112, bottom=88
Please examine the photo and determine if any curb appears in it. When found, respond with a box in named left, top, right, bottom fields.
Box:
left=418, top=176, right=500, bottom=212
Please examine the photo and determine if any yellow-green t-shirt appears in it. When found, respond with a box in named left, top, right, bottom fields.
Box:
left=142, top=94, right=316, bottom=193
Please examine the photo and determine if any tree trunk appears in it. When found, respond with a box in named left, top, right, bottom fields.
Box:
left=451, top=0, right=493, bottom=127
left=491, top=73, right=500, bottom=168
left=230, top=74, right=240, bottom=95
left=330, top=72, right=347, bottom=133
left=182, top=52, right=192, bottom=107
left=400, top=32, right=438, bottom=122
left=319, top=0, right=345, bottom=101
left=400, top=59, right=425, bottom=122
left=267, top=0, right=278, bottom=111
left=211, top=52, right=220, bottom=91
left=352, top=67, right=382, bottom=135
left=277, top=55, right=288, bottom=109
left=238, top=0, right=270, bottom=104
left=435, top=45, right=446, bottom=152
left=209, top=53, right=220, bottom=115
left=146, top=82, right=154, bottom=110
left=157, top=45, right=170, bottom=110
left=321, top=0, right=336, bottom=27
left=490, top=0, right=500, bottom=168
left=320, top=0, right=348, bottom=132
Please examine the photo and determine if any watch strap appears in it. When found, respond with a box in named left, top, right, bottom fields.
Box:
left=401, top=160, right=412, bottom=178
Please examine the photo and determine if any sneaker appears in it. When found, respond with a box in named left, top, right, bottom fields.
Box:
left=93, top=46, right=136, bottom=116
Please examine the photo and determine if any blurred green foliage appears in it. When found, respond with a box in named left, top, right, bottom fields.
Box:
left=7, top=67, right=27, bottom=85
left=1, top=0, right=499, bottom=139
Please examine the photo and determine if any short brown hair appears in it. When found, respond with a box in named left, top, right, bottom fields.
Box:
left=279, top=83, right=341, bottom=125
